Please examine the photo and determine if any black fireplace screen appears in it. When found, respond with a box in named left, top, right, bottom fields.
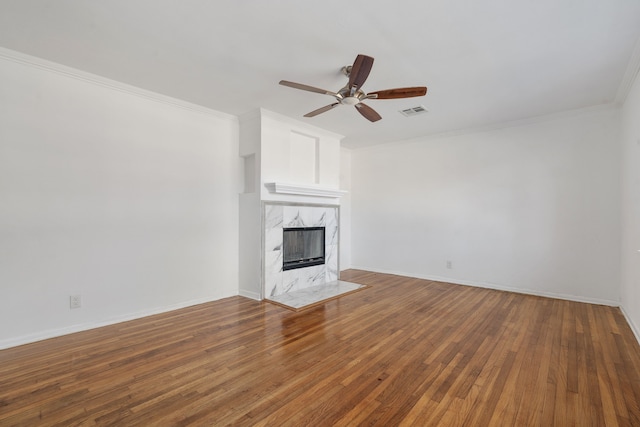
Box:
left=282, top=227, right=325, bottom=271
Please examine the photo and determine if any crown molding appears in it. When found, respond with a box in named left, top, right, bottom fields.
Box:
left=616, top=34, right=640, bottom=105
left=0, top=47, right=237, bottom=121
left=355, top=103, right=619, bottom=152
left=259, top=108, right=345, bottom=141
left=238, top=108, right=345, bottom=141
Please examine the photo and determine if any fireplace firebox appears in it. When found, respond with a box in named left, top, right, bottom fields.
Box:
left=282, top=227, right=325, bottom=271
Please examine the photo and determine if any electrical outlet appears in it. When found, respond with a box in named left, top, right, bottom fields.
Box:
left=70, top=295, right=81, bottom=309
left=446, top=260, right=452, bottom=269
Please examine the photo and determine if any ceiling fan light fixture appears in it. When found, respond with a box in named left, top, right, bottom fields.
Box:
left=342, top=96, right=360, bottom=105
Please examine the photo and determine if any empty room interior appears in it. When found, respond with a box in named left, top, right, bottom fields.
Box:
left=2, top=1, right=640, bottom=425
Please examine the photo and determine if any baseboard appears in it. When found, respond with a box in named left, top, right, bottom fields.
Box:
left=239, top=289, right=261, bottom=300
left=349, top=266, right=620, bottom=307
left=620, top=305, right=640, bottom=346
left=0, top=293, right=235, bottom=350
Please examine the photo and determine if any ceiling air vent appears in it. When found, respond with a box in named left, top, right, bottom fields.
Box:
left=399, top=105, right=428, bottom=117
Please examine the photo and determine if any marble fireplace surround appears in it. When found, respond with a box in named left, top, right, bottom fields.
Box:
left=263, top=202, right=339, bottom=299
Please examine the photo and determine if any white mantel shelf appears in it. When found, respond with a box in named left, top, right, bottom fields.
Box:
left=265, top=182, right=347, bottom=198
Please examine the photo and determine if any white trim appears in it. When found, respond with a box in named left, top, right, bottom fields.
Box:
left=349, top=265, right=620, bottom=307
left=0, top=46, right=237, bottom=121
left=616, top=34, right=640, bottom=105
left=353, top=103, right=619, bottom=152
left=265, top=182, right=347, bottom=198
left=620, top=305, right=640, bottom=346
left=259, top=108, right=344, bottom=140
left=0, top=293, right=236, bottom=350
left=239, top=108, right=345, bottom=141
left=239, top=289, right=262, bottom=300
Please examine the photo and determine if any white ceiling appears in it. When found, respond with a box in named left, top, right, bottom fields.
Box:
left=1, top=0, right=639, bottom=148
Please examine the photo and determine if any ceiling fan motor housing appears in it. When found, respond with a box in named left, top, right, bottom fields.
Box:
left=337, top=87, right=366, bottom=105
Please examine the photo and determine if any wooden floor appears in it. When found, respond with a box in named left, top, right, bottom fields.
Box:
left=2, top=270, right=640, bottom=426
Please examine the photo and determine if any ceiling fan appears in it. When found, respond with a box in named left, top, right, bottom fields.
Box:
left=279, top=54, right=427, bottom=122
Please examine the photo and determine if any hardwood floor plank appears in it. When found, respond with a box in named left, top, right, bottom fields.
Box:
left=1, top=270, right=640, bottom=426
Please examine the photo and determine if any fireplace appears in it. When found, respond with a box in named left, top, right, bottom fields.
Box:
left=283, top=227, right=325, bottom=271
left=263, top=204, right=338, bottom=298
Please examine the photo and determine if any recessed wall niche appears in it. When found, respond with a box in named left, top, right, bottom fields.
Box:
left=242, top=153, right=256, bottom=193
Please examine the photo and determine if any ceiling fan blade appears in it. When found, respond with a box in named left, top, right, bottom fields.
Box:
left=279, top=80, right=338, bottom=96
left=348, top=54, right=374, bottom=89
left=304, top=103, right=340, bottom=117
left=354, top=103, right=382, bottom=122
left=368, top=87, right=427, bottom=99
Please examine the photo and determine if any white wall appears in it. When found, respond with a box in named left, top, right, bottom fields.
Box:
left=238, top=111, right=262, bottom=299
left=258, top=110, right=343, bottom=204
left=351, top=109, right=621, bottom=304
left=339, top=147, right=352, bottom=270
left=0, top=51, right=240, bottom=348
left=621, top=70, right=640, bottom=340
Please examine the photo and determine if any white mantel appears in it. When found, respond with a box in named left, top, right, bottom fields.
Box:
left=264, top=182, right=347, bottom=198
